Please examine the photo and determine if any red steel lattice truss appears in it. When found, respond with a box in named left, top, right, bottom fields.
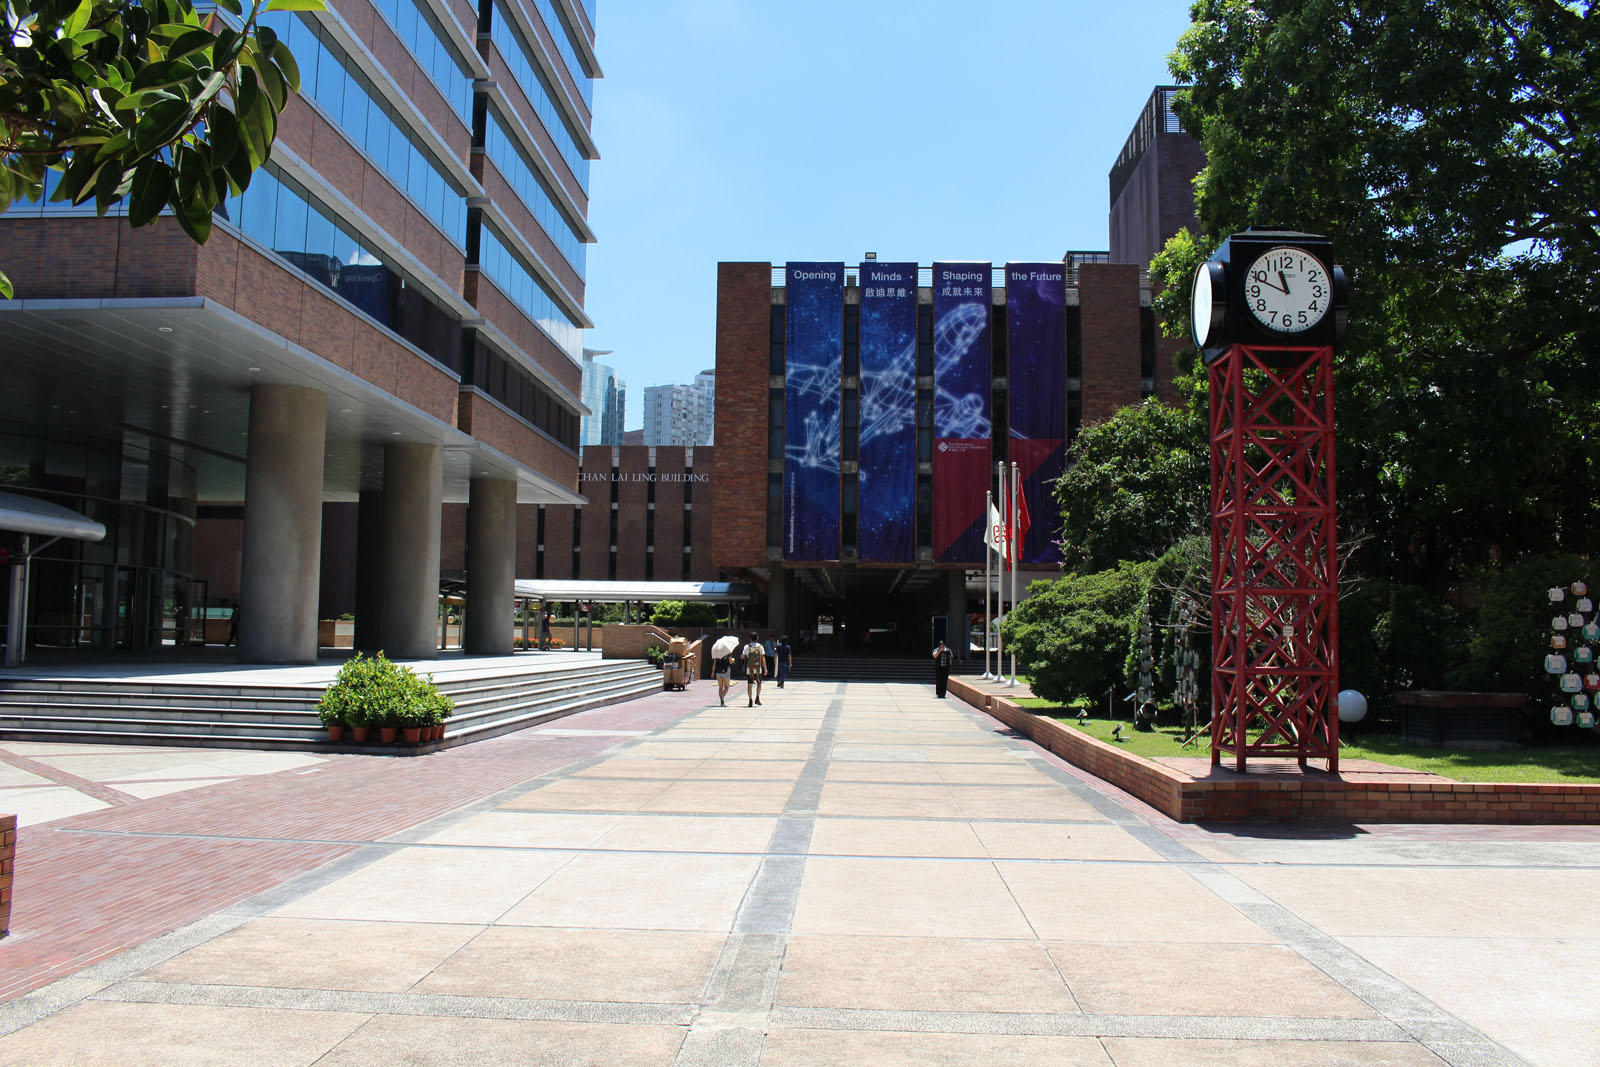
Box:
left=1210, top=343, right=1340, bottom=772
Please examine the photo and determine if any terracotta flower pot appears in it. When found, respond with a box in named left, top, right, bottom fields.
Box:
left=431, top=724, right=445, bottom=741
left=402, top=727, right=422, bottom=744
left=379, top=726, right=398, bottom=743
left=327, top=725, right=345, bottom=743
left=350, top=726, right=371, bottom=743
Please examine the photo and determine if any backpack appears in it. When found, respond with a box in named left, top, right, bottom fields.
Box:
left=745, top=643, right=765, bottom=674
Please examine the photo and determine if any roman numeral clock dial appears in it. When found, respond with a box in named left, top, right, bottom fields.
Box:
left=1244, top=246, right=1330, bottom=333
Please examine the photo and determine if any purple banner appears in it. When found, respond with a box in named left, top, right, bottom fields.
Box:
left=932, top=262, right=993, bottom=563
left=784, top=262, right=843, bottom=561
left=1006, top=262, right=1066, bottom=564
left=857, top=261, right=918, bottom=562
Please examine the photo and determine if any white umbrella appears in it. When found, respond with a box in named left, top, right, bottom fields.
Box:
left=711, top=635, right=740, bottom=659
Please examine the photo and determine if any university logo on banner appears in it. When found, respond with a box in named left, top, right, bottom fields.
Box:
left=931, top=262, right=993, bottom=563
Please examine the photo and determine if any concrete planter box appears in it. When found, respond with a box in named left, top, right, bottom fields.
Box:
left=1394, top=690, right=1526, bottom=749
left=317, top=620, right=355, bottom=648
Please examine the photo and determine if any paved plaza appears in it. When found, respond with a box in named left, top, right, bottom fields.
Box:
left=0, top=678, right=1597, bottom=1065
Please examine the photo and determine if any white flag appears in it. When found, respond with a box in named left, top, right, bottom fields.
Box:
left=985, top=502, right=1007, bottom=561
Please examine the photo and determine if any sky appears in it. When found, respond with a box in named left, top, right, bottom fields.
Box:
left=579, top=0, right=1199, bottom=426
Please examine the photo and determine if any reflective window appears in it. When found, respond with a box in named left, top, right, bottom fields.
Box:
left=257, top=10, right=468, bottom=246
left=218, top=163, right=462, bottom=372
left=476, top=224, right=582, bottom=361
left=532, top=0, right=594, bottom=108
left=484, top=108, right=588, bottom=276
left=490, top=0, right=591, bottom=190
left=359, top=0, right=474, bottom=124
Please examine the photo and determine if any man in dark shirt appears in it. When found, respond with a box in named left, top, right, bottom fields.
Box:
left=932, top=639, right=953, bottom=698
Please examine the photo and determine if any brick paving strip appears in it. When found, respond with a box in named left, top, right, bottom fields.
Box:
left=0, top=749, right=140, bottom=807
left=0, top=689, right=707, bottom=1001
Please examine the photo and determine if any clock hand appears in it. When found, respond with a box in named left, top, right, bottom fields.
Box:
left=1279, top=271, right=1290, bottom=294
left=1256, top=272, right=1286, bottom=294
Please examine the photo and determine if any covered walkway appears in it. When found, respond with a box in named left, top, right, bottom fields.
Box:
left=0, top=679, right=1594, bottom=1065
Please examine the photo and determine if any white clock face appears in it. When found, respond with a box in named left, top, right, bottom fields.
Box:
left=1244, top=246, right=1331, bottom=333
left=1191, top=262, right=1214, bottom=347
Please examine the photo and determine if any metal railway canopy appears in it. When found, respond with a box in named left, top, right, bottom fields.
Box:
left=512, top=580, right=757, bottom=604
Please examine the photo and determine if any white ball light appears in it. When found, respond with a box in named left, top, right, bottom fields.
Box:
left=1337, top=690, right=1368, bottom=723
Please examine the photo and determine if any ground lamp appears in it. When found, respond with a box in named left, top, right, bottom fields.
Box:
left=1191, top=230, right=1349, bottom=772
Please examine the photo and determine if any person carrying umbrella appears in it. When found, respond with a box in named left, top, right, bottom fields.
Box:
left=710, top=634, right=739, bottom=706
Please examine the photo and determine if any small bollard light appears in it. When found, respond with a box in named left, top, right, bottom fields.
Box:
left=1337, top=690, right=1368, bottom=722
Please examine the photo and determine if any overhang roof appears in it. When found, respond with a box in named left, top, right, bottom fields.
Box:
left=513, top=579, right=756, bottom=603
left=0, top=490, right=107, bottom=542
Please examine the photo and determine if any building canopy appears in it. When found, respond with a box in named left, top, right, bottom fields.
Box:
left=513, top=579, right=755, bottom=604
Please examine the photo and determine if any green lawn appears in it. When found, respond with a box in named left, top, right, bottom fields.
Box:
left=1018, top=702, right=1600, bottom=783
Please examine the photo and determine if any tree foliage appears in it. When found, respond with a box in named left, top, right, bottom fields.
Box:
left=1054, top=399, right=1208, bottom=573
left=0, top=0, right=320, bottom=295
left=1152, top=0, right=1600, bottom=589
left=1001, top=563, right=1155, bottom=706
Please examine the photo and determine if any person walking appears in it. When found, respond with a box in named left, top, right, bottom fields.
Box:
left=774, top=635, right=792, bottom=688
left=932, top=639, right=953, bottom=698
left=539, top=608, right=553, bottom=651
left=225, top=603, right=240, bottom=647
left=715, top=655, right=733, bottom=706
left=744, top=634, right=767, bottom=706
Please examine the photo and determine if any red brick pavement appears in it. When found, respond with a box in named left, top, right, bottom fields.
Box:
left=0, top=687, right=712, bottom=1002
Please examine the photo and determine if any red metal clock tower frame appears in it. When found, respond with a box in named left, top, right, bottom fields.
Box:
left=1209, top=341, right=1340, bottom=772
left=1196, top=230, right=1347, bottom=774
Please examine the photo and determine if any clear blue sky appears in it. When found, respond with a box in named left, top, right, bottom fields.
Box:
left=580, top=0, right=1198, bottom=425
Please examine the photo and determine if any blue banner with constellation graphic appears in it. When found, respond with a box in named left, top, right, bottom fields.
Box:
left=1006, top=261, right=1067, bottom=565
left=931, top=262, right=993, bottom=563
left=784, top=262, right=843, bottom=561
left=857, top=262, right=918, bottom=562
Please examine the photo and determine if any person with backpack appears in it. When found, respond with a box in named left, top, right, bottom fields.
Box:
left=744, top=634, right=767, bottom=706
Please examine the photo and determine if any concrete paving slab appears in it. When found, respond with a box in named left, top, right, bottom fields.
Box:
left=496, top=850, right=761, bottom=931
left=996, top=862, right=1277, bottom=943
left=411, top=927, right=726, bottom=1003
left=776, top=934, right=1079, bottom=1014
left=593, top=814, right=779, bottom=853
left=141, top=918, right=482, bottom=992
left=1047, top=941, right=1377, bottom=1018
left=760, top=1028, right=1114, bottom=1066
left=808, top=817, right=988, bottom=858
left=1098, top=1037, right=1448, bottom=1065
left=971, top=823, right=1167, bottom=862
left=0, top=1000, right=368, bottom=1067
left=418, top=811, right=623, bottom=849
left=314, top=1013, right=685, bottom=1066
left=791, top=857, right=1035, bottom=939
left=272, top=847, right=577, bottom=924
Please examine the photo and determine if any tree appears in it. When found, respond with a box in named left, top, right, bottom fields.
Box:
left=1053, top=399, right=1208, bottom=574
left=1001, top=562, right=1155, bottom=706
left=1, top=0, right=319, bottom=296
left=1152, top=0, right=1600, bottom=590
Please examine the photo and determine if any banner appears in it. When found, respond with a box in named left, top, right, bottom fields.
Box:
left=784, top=262, right=843, bottom=560
left=1006, top=262, right=1067, bottom=564
left=931, top=262, right=993, bottom=562
left=857, top=261, right=918, bottom=561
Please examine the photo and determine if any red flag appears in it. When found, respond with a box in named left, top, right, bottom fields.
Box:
left=1011, top=480, right=1031, bottom=554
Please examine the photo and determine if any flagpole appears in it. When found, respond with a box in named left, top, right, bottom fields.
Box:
left=995, top=460, right=1006, bottom=684
left=1007, top=461, right=1020, bottom=687
left=982, top=489, right=993, bottom=679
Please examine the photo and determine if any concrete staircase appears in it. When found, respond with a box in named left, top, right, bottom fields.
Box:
left=0, top=659, right=663, bottom=753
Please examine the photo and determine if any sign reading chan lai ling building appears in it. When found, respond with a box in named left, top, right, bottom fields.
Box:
left=578, top=472, right=712, bottom=484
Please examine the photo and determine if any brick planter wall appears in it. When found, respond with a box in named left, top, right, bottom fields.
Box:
left=951, top=679, right=1600, bottom=824
left=0, top=815, right=13, bottom=936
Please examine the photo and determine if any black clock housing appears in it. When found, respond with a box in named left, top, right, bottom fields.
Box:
left=1197, top=228, right=1347, bottom=362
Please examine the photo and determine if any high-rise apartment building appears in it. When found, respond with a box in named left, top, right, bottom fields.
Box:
left=641, top=369, right=715, bottom=446
left=580, top=348, right=626, bottom=446
left=0, top=0, right=601, bottom=663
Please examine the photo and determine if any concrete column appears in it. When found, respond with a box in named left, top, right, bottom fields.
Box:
left=766, top=568, right=788, bottom=635
left=374, top=443, right=442, bottom=659
left=947, top=571, right=969, bottom=661
left=239, top=385, right=326, bottom=664
left=353, top=490, right=383, bottom=652
left=465, top=477, right=517, bottom=654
